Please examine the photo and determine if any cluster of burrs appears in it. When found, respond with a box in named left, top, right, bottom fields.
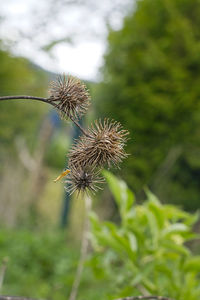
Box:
left=0, top=74, right=129, bottom=195
left=49, top=75, right=129, bottom=195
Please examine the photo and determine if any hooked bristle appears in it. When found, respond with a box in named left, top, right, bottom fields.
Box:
left=49, top=74, right=90, bottom=119
left=68, top=118, right=129, bottom=169
left=65, top=166, right=105, bottom=195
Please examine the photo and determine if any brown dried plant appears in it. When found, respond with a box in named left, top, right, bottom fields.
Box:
left=65, top=166, right=105, bottom=195
left=0, top=74, right=129, bottom=194
left=68, top=119, right=129, bottom=169
left=0, top=73, right=130, bottom=300
left=49, top=75, right=90, bottom=120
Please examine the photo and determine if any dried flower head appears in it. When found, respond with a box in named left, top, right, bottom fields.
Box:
left=49, top=75, right=90, bottom=119
left=65, top=166, right=104, bottom=195
left=68, top=119, right=129, bottom=168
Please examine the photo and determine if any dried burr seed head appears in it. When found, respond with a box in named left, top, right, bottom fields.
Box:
left=68, top=119, right=129, bottom=169
left=49, top=75, right=129, bottom=194
left=65, top=166, right=105, bottom=195
left=49, top=74, right=90, bottom=119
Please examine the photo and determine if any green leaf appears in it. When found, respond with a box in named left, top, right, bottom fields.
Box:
left=145, top=208, right=160, bottom=247
left=184, top=256, right=200, bottom=273
left=103, top=170, right=135, bottom=219
left=161, top=240, right=190, bottom=256
left=162, top=223, right=189, bottom=237
left=127, top=232, right=138, bottom=252
left=145, top=187, right=161, bottom=206
left=145, top=190, right=165, bottom=229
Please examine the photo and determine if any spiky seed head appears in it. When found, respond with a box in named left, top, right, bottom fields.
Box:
left=68, top=119, right=129, bottom=168
left=65, top=166, right=104, bottom=195
left=49, top=74, right=90, bottom=119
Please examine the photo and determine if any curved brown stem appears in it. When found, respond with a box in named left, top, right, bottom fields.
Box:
left=69, top=116, right=91, bottom=138
left=47, top=101, right=91, bottom=138
left=0, top=95, right=90, bottom=138
left=0, top=95, right=48, bottom=103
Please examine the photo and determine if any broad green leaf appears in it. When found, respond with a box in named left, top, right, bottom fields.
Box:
left=164, top=205, right=196, bottom=224
left=184, top=211, right=199, bottom=226
left=145, top=208, right=160, bottom=247
left=145, top=190, right=165, bottom=229
left=127, top=232, right=138, bottom=252
left=109, top=227, right=136, bottom=260
left=162, top=223, right=189, bottom=237
left=161, top=240, right=190, bottom=256
left=184, top=256, right=200, bottom=272
left=103, top=170, right=135, bottom=218
left=145, top=187, right=160, bottom=206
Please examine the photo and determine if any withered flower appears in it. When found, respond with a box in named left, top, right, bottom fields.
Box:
left=0, top=73, right=130, bottom=196
left=68, top=119, right=129, bottom=168
left=49, top=75, right=90, bottom=119
left=65, top=166, right=104, bottom=195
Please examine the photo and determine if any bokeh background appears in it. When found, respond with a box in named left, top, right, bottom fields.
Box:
left=0, top=0, right=200, bottom=299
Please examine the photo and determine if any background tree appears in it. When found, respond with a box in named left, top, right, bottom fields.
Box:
left=95, top=0, right=200, bottom=210
left=0, top=48, right=52, bottom=227
left=0, top=48, right=48, bottom=155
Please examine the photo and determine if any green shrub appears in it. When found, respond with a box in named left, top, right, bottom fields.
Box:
left=0, top=229, right=108, bottom=300
left=90, top=171, right=200, bottom=299
left=95, top=0, right=200, bottom=210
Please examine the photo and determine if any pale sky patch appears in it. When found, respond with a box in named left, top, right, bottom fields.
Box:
left=0, top=0, right=133, bottom=80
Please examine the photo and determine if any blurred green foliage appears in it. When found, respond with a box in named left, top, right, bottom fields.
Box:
left=95, top=0, right=200, bottom=210
left=0, top=229, right=110, bottom=300
left=0, top=48, right=72, bottom=172
left=0, top=173, right=200, bottom=300
left=90, top=171, right=200, bottom=300
left=45, top=132, right=70, bottom=170
left=0, top=49, right=48, bottom=155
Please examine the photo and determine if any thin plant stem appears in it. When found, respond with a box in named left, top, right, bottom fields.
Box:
left=0, top=95, right=48, bottom=103
left=0, top=95, right=89, bottom=138
left=68, top=195, right=92, bottom=300
left=69, top=116, right=91, bottom=138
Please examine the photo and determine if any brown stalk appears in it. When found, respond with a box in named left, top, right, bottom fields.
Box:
left=0, top=95, right=89, bottom=137
left=0, top=95, right=48, bottom=103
